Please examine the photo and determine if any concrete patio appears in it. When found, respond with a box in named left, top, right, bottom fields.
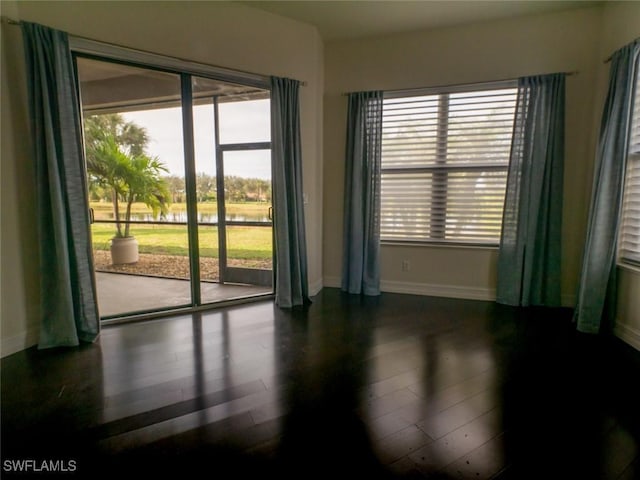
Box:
left=95, top=272, right=272, bottom=317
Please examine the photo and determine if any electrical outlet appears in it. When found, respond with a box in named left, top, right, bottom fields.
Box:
left=402, top=260, right=410, bottom=272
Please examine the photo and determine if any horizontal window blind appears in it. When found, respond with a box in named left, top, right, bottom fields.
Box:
left=619, top=60, right=640, bottom=265
left=381, top=85, right=517, bottom=244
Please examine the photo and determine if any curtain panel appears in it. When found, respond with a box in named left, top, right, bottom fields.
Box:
left=497, top=74, right=566, bottom=307
left=21, top=22, right=100, bottom=347
left=270, top=76, right=310, bottom=308
left=575, top=39, right=640, bottom=334
left=341, top=92, right=383, bottom=296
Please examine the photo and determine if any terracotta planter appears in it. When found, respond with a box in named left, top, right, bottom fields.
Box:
left=110, top=236, right=139, bottom=265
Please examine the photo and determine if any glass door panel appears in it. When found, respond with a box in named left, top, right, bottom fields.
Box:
left=192, top=94, right=220, bottom=297
left=77, top=57, right=190, bottom=318
left=218, top=98, right=271, bottom=143
left=192, top=76, right=273, bottom=303
left=221, top=149, right=273, bottom=287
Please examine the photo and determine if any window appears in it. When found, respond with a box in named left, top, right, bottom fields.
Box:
left=619, top=54, right=640, bottom=266
left=380, top=82, right=517, bottom=244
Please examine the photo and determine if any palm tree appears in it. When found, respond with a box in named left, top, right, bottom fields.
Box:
left=84, top=113, right=170, bottom=238
left=84, top=113, right=151, bottom=203
left=84, top=113, right=148, bottom=157
left=119, top=151, right=170, bottom=238
left=87, top=129, right=169, bottom=238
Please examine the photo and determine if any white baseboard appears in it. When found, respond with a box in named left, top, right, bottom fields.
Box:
left=1, top=327, right=38, bottom=358
left=323, top=276, right=341, bottom=289
left=308, top=277, right=323, bottom=297
left=326, top=276, right=576, bottom=306
left=561, top=294, right=576, bottom=308
left=614, top=321, right=640, bottom=351
left=381, top=279, right=496, bottom=301
left=322, top=276, right=495, bottom=301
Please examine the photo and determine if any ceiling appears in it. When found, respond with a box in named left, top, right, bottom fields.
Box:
left=243, top=0, right=603, bottom=41
left=76, top=57, right=268, bottom=113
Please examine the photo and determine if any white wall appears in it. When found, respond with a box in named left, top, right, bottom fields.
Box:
left=0, top=1, right=324, bottom=356
left=598, top=1, right=640, bottom=350
left=323, top=7, right=604, bottom=305
left=1, top=0, right=41, bottom=356
left=616, top=266, right=640, bottom=350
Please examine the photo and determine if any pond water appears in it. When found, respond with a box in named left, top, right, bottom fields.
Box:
left=99, top=211, right=270, bottom=223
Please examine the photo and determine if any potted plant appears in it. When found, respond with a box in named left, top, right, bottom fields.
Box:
left=85, top=115, right=169, bottom=265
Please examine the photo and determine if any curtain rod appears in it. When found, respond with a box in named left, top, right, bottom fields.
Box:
left=1, top=15, right=308, bottom=87
left=1, top=15, right=20, bottom=25
left=340, top=71, right=579, bottom=96
left=603, top=37, right=640, bottom=63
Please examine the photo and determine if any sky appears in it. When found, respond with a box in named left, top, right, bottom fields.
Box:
left=122, top=99, right=271, bottom=179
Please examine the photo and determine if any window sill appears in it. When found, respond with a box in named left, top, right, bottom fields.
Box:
left=381, top=241, right=499, bottom=251
left=617, top=262, right=640, bottom=275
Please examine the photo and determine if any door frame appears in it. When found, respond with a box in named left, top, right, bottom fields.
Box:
left=71, top=38, right=276, bottom=321
left=217, top=146, right=273, bottom=287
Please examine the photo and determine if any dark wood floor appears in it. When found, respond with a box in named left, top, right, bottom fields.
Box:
left=2, top=288, right=639, bottom=479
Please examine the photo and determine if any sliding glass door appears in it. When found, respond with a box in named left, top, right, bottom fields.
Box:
left=191, top=76, right=273, bottom=306
left=76, top=56, right=273, bottom=319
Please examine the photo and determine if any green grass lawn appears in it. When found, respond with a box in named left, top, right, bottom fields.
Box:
left=91, top=201, right=272, bottom=260
left=90, top=201, right=269, bottom=219
left=92, top=223, right=272, bottom=260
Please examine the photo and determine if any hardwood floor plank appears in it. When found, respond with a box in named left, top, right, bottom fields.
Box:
left=96, top=378, right=267, bottom=432
left=366, top=405, right=423, bottom=441
left=409, top=408, right=503, bottom=472
left=2, top=289, right=639, bottom=480
left=387, top=455, right=426, bottom=478
left=373, top=425, right=434, bottom=465
left=409, top=369, right=498, bottom=408
left=98, top=387, right=278, bottom=453
left=367, top=368, right=424, bottom=399
left=443, top=432, right=507, bottom=479
left=416, top=389, right=500, bottom=440
left=249, top=399, right=285, bottom=425
left=616, top=456, right=638, bottom=480
left=602, top=423, right=640, bottom=480
left=360, top=387, right=423, bottom=419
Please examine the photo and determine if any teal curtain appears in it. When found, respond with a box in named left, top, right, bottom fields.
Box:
left=341, top=92, right=383, bottom=295
left=270, top=77, right=310, bottom=307
left=21, top=22, right=100, bottom=347
left=575, top=40, right=640, bottom=334
left=497, top=74, right=566, bottom=307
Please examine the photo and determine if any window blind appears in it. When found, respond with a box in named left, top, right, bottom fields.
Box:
left=380, top=84, right=517, bottom=244
left=619, top=60, right=640, bottom=265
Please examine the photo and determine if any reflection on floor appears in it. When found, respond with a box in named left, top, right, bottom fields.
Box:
left=96, top=272, right=272, bottom=317
left=2, top=290, right=638, bottom=479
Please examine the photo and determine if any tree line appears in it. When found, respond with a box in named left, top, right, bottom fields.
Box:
left=90, top=172, right=272, bottom=205
left=164, top=173, right=271, bottom=204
